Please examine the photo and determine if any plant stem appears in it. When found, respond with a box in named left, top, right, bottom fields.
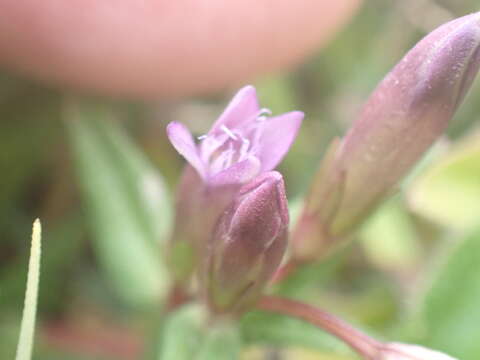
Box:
left=165, top=284, right=191, bottom=312
left=272, top=259, right=301, bottom=283
left=257, top=295, right=381, bottom=359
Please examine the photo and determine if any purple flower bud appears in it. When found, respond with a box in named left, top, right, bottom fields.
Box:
left=293, top=13, right=480, bottom=260
left=203, top=171, right=289, bottom=314
left=377, top=343, right=457, bottom=360
left=334, top=12, right=480, bottom=233
left=166, top=86, right=302, bottom=282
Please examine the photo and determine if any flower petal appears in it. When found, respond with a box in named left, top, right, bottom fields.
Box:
left=166, top=121, right=205, bottom=178
left=210, top=85, right=260, bottom=133
left=256, top=111, right=304, bottom=171
left=209, top=155, right=261, bottom=189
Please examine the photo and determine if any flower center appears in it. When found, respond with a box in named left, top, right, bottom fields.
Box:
left=199, top=109, right=271, bottom=175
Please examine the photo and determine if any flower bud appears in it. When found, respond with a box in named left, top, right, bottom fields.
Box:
left=377, top=342, right=457, bottom=360
left=293, top=13, right=480, bottom=260
left=204, top=171, right=289, bottom=314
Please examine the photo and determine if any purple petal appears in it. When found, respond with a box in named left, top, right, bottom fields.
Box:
left=208, top=155, right=261, bottom=189
left=256, top=111, right=304, bottom=171
left=166, top=121, right=206, bottom=178
left=210, top=85, right=260, bottom=133
left=200, top=157, right=262, bottom=228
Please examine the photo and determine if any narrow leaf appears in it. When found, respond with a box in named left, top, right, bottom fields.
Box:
left=157, top=305, right=241, bottom=360
left=15, top=219, right=42, bottom=360
left=67, top=100, right=171, bottom=307
left=196, top=322, right=241, bottom=360
left=157, top=305, right=205, bottom=360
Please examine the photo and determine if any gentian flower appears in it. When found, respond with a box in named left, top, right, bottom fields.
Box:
left=167, top=85, right=303, bottom=187
left=293, top=12, right=480, bottom=261
left=204, top=171, right=289, bottom=314
left=166, top=85, right=303, bottom=282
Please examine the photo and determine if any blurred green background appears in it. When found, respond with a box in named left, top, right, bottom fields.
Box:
left=2, top=1, right=480, bottom=359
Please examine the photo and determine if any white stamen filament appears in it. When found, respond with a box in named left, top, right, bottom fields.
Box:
left=200, top=113, right=272, bottom=175
left=259, top=108, right=272, bottom=117
left=239, top=137, right=251, bottom=160
left=199, top=135, right=224, bottom=164
left=221, top=125, right=238, bottom=140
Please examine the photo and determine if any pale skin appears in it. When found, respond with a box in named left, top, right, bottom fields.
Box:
left=0, top=0, right=361, bottom=99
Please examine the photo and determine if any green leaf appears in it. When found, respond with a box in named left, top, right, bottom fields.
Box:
left=15, top=219, right=42, bottom=360
left=157, top=305, right=205, bottom=360
left=241, top=310, right=352, bottom=354
left=67, top=101, right=171, bottom=307
left=196, top=322, right=241, bottom=360
left=408, top=133, right=480, bottom=230
left=422, top=230, right=480, bottom=359
left=157, top=304, right=241, bottom=360
left=360, top=196, right=421, bottom=270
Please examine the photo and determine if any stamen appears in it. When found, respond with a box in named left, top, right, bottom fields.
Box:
left=259, top=108, right=272, bottom=117
left=221, top=125, right=238, bottom=140
left=239, top=137, right=251, bottom=160
left=197, top=134, right=208, bottom=140
left=241, top=137, right=250, bottom=145
left=199, top=135, right=224, bottom=164
left=210, top=147, right=234, bottom=174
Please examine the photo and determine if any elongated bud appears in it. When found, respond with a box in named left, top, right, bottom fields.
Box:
left=377, top=343, right=457, bottom=360
left=204, top=171, right=289, bottom=314
left=293, top=13, right=480, bottom=260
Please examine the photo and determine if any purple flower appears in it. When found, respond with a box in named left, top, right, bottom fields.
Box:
left=167, top=85, right=303, bottom=188
left=204, top=171, right=289, bottom=314
left=166, top=86, right=302, bottom=283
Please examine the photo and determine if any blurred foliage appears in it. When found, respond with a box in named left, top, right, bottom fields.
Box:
left=156, top=305, right=241, bottom=360
left=408, top=131, right=480, bottom=230
left=67, top=102, right=171, bottom=308
left=1, top=0, right=480, bottom=359
left=156, top=305, right=206, bottom=360
left=420, top=230, right=480, bottom=358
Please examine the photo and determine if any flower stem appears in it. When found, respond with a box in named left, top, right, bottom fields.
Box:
left=257, top=295, right=381, bottom=359
left=165, top=284, right=191, bottom=312
left=272, top=259, right=300, bottom=283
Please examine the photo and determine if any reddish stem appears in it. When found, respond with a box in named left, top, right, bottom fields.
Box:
left=257, top=295, right=381, bottom=359
left=165, top=285, right=191, bottom=312
left=272, top=259, right=301, bottom=283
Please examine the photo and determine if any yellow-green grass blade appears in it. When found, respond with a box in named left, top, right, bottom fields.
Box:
left=15, top=219, right=42, bottom=360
